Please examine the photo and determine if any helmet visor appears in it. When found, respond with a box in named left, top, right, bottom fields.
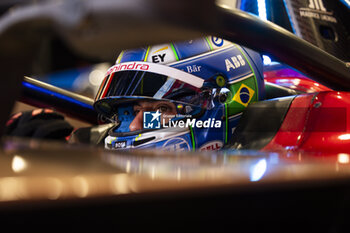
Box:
left=95, top=62, right=207, bottom=116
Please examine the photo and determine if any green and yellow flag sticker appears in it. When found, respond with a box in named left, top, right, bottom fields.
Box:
left=232, top=83, right=255, bottom=107
left=227, top=76, right=257, bottom=116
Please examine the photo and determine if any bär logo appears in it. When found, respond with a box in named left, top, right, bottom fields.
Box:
left=143, top=111, right=161, bottom=129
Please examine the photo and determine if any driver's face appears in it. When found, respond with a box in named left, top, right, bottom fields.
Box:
left=129, top=101, right=177, bottom=131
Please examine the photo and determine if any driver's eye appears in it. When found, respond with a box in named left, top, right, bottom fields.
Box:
left=112, top=114, right=119, bottom=122
left=134, top=110, right=140, bottom=115
left=158, top=105, right=168, bottom=113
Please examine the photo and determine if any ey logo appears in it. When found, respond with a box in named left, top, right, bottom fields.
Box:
left=308, top=0, right=327, bottom=12
left=151, top=46, right=168, bottom=63
left=143, top=110, right=161, bottom=129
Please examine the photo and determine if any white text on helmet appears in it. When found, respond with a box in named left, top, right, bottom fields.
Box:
left=225, top=55, right=246, bottom=71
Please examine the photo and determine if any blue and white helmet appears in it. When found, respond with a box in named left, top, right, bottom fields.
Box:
left=94, top=36, right=265, bottom=152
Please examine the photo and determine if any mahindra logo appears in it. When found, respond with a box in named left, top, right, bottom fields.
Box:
left=107, top=62, right=150, bottom=75
left=308, top=0, right=327, bottom=12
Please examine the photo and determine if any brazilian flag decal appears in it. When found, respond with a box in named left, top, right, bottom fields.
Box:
left=232, top=84, right=255, bottom=107
left=227, top=75, right=257, bottom=116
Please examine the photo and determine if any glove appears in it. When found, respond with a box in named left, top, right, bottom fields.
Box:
left=5, top=108, right=74, bottom=140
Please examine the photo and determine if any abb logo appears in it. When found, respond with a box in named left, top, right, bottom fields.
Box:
left=107, top=62, right=149, bottom=75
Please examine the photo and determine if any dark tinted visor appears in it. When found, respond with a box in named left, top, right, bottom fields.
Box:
left=96, top=70, right=204, bottom=105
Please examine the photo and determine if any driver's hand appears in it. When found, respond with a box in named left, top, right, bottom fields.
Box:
left=5, top=108, right=74, bottom=141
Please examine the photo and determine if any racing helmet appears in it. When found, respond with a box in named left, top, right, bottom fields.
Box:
left=94, top=36, right=265, bottom=151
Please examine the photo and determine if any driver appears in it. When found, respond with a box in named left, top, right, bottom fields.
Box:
left=5, top=36, right=265, bottom=152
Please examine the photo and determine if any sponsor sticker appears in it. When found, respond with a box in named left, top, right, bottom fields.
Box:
left=209, top=36, right=231, bottom=50
left=114, top=141, right=127, bottom=149
left=211, top=36, right=224, bottom=47
left=146, top=44, right=177, bottom=64
left=162, top=137, right=191, bottom=152
left=225, top=55, right=246, bottom=71
left=199, top=141, right=223, bottom=151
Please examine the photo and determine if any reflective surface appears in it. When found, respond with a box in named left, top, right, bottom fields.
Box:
left=1, top=137, right=350, bottom=203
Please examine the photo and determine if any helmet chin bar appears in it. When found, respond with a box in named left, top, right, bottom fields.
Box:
left=105, top=105, right=227, bottom=151
left=104, top=98, right=227, bottom=151
left=105, top=127, right=191, bottom=150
